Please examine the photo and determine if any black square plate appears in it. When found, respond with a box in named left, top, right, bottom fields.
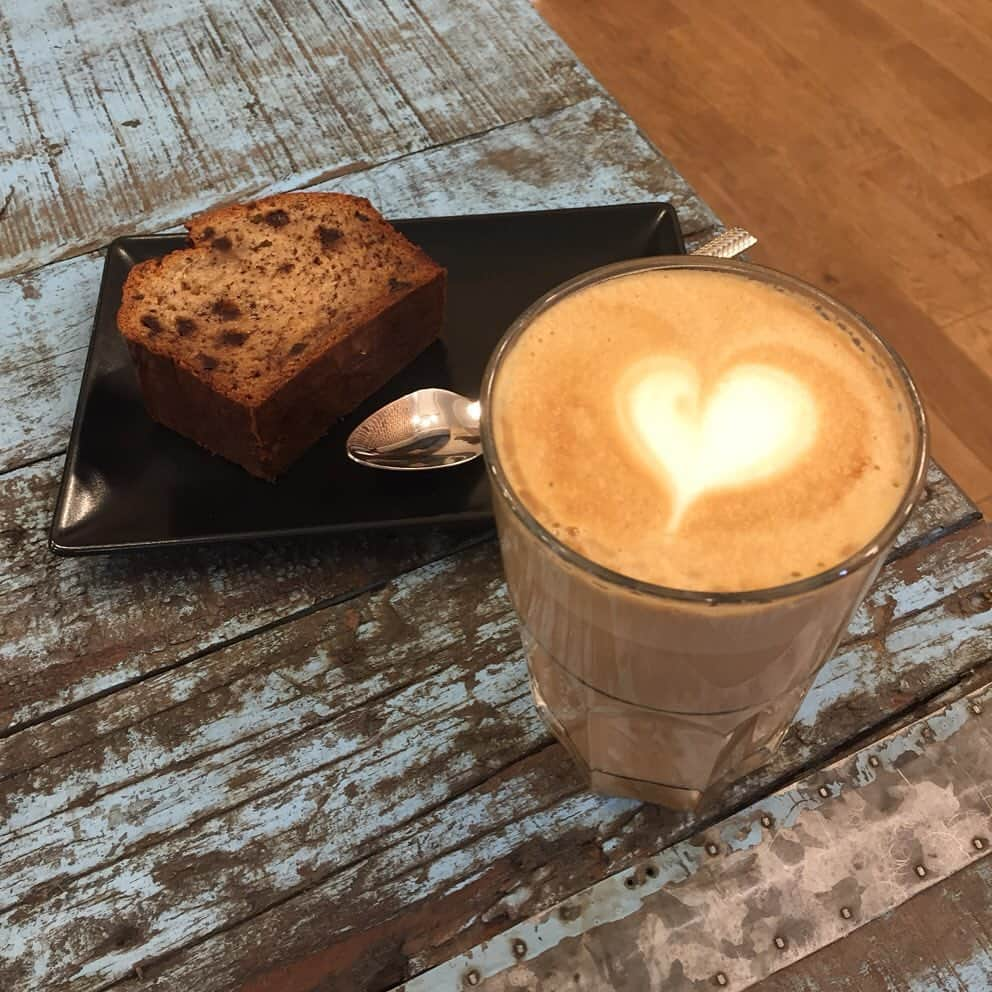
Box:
left=50, top=203, right=684, bottom=555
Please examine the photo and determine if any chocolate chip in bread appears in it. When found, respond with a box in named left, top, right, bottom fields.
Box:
left=117, top=193, right=446, bottom=479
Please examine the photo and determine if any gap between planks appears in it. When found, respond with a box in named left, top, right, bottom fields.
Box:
left=0, top=523, right=496, bottom=746
left=0, top=460, right=977, bottom=748
left=0, top=521, right=989, bottom=990
left=0, top=92, right=719, bottom=480
left=1, top=0, right=601, bottom=278
left=98, top=636, right=992, bottom=991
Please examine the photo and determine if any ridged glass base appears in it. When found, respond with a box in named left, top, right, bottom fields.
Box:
left=524, top=629, right=806, bottom=810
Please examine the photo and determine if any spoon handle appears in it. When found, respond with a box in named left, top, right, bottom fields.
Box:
left=690, top=226, right=757, bottom=259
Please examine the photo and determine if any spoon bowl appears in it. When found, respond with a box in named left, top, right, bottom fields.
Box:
left=346, top=388, right=482, bottom=470
left=346, top=227, right=756, bottom=470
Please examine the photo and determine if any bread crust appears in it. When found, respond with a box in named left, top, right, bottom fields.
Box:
left=117, top=193, right=445, bottom=478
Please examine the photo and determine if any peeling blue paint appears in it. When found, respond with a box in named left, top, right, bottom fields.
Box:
left=406, top=682, right=992, bottom=992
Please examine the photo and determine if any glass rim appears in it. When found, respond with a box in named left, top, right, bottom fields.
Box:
left=480, top=255, right=930, bottom=605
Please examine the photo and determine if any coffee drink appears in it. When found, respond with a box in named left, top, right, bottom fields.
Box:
left=483, top=259, right=926, bottom=809
left=493, top=266, right=917, bottom=592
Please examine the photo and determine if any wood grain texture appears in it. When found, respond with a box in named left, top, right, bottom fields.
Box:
left=0, top=455, right=974, bottom=738
left=0, top=456, right=491, bottom=736
left=0, top=257, right=104, bottom=474
left=532, top=0, right=992, bottom=517
left=1, top=516, right=989, bottom=990
left=871, top=0, right=992, bottom=102
left=0, top=94, right=716, bottom=477
left=0, top=0, right=601, bottom=278
left=434, top=683, right=992, bottom=992
left=0, top=83, right=721, bottom=739
left=2, top=2, right=989, bottom=988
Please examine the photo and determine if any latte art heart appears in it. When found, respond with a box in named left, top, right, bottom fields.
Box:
left=494, top=267, right=916, bottom=592
left=621, top=358, right=819, bottom=530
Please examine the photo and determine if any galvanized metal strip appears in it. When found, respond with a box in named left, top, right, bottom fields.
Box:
left=400, top=681, right=992, bottom=991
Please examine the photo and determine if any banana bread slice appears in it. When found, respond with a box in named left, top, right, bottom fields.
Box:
left=117, top=192, right=446, bottom=479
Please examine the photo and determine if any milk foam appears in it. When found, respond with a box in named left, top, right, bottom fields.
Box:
left=492, top=267, right=918, bottom=592
left=621, top=357, right=819, bottom=530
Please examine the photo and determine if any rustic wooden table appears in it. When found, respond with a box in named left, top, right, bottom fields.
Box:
left=2, top=2, right=991, bottom=990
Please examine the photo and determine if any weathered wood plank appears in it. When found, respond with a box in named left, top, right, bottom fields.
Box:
left=2, top=526, right=986, bottom=905
left=0, top=260, right=103, bottom=473
left=0, top=0, right=599, bottom=278
left=0, top=455, right=977, bottom=737
left=0, top=93, right=717, bottom=476
left=0, top=457, right=489, bottom=735
left=1, top=523, right=988, bottom=990
left=0, top=455, right=977, bottom=738
left=0, top=557, right=521, bottom=903
left=891, top=457, right=983, bottom=557
left=312, top=95, right=719, bottom=236
left=412, top=684, right=992, bottom=992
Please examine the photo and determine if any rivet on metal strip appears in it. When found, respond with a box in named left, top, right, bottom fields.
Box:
left=398, top=685, right=992, bottom=992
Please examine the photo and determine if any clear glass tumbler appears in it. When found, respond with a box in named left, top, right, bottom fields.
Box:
left=480, top=257, right=928, bottom=810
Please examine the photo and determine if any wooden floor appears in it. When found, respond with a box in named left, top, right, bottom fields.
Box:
left=534, top=0, right=992, bottom=518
